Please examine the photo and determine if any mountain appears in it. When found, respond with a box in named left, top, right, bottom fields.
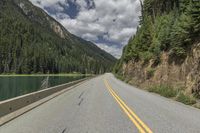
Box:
left=114, top=0, right=200, bottom=98
left=0, top=0, right=116, bottom=74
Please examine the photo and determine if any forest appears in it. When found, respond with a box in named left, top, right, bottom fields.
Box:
left=114, top=0, right=200, bottom=74
left=0, top=0, right=116, bottom=74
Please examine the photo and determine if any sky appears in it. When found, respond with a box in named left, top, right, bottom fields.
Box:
left=29, top=0, right=141, bottom=58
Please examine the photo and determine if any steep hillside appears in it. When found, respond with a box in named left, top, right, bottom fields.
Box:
left=114, top=0, right=200, bottom=97
left=0, top=0, right=116, bottom=74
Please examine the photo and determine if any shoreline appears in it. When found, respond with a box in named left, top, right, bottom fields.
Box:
left=0, top=74, right=93, bottom=77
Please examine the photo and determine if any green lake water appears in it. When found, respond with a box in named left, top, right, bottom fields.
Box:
left=0, top=76, right=85, bottom=101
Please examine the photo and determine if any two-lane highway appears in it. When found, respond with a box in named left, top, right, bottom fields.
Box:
left=104, top=79, right=152, bottom=133
left=1, top=73, right=200, bottom=133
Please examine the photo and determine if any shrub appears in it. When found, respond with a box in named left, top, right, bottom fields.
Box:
left=146, top=68, right=155, bottom=79
left=176, top=92, right=196, bottom=105
left=148, top=85, right=178, bottom=98
left=140, top=51, right=153, bottom=63
left=114, top=74, right=125, bottom=81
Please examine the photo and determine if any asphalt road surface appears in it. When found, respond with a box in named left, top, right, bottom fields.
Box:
left=1, top=73, right=200, bottom=133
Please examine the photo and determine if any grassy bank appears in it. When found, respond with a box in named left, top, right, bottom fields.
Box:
left=114, top=74, right=125, bottom=81
left=113, top=74, right=197, bottom=106
left=149, top=85, right=178, bottom=98
left=149, top=85, right=196, bottom=105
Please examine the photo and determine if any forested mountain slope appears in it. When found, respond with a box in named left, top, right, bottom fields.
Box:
left=114, top=0, right=200, bottom=97
left=0, top=0, right=116, bottom=74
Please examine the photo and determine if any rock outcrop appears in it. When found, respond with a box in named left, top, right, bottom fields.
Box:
left=123, top=42, right=200, bottom=96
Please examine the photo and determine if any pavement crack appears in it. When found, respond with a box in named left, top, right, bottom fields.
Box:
left=78, top=91, right=85, bottom=99
left=78, top=98, right=84, bottom=106
left=61, top=128, right=67, bottom=133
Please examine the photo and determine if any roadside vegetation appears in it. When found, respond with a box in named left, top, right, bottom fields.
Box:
left=146, top=68, right=156, bottom=79
left=149, top=85, right=178, bottom=98
left=148, top=84, right=196, bottom=105
left=114, top=74, right=198, bottom=106
left=113, top=0, right=200, bottom=108
left=114, top=0, right=200, bottom=74
left=176, top=92, right=196, bottom=105
left=114, top=74, right=125, bottom=81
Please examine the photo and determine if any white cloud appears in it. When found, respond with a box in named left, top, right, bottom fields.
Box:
left=105, top=28, right=137, bottom=44
left=30, top=0, right=67, bottom=8
left=82, top=33, right=98, bottom=41
left=96, top=43, right=122, bottom=59
left=29, top=0, right=141, bottom=58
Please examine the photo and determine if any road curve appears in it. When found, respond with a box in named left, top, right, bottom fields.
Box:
left=1, top=73, right=200, bottom=133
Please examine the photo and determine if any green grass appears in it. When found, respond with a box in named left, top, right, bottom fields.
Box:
left=149, top=85, right=178, bottom=98
left=114, top=74, right=198, bottom=107
left=176, top=92, right=196, bottom=105
left=114, top=74, right=125, bottom=81
left=149, top=84, right=197, bottom=105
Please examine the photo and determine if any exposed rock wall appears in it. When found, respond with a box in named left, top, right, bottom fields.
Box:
left=123, top=42, right=200, bottom=95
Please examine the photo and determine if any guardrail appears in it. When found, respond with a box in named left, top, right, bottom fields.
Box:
left=0, top=77, right=89, bottom=118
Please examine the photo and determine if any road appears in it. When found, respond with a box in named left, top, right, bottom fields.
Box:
left=1, top=73, right=200, bottom=133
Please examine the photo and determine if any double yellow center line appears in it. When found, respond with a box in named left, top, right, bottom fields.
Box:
left=104, top=79, right=153, bottom=133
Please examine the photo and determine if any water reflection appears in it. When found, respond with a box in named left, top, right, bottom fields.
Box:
left=0, top=76, right=84, bottom=101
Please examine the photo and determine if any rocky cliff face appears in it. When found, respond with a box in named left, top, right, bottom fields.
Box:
left=122, top=42, right=200, bottom=96
left=16, top=0, right=70, bottom=39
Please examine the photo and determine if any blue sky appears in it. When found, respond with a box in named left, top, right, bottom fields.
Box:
left=30, top=0, right=141, bottom=58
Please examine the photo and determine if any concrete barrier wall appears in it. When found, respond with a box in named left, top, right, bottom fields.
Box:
left=0, top=77, right=88, bottom=118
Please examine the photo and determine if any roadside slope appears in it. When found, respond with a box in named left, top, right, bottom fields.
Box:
left=114, top=0, right=200, bottom=100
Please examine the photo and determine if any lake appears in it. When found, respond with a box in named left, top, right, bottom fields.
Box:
left=0, top=75, right=85, bottom=101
